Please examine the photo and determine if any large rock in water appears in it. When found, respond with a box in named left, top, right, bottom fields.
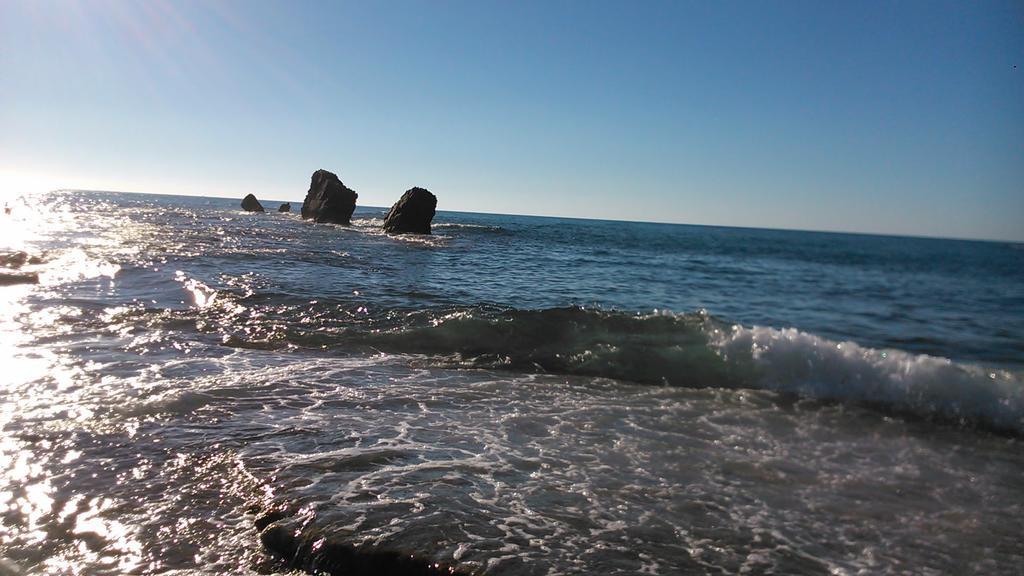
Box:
left=301, top=170, right=358, bottom=224
left=278, top=202, right=291, bottom=213
left=382, top=187, right=437, bottom=234
left=241, top=194, right=265, bottom=212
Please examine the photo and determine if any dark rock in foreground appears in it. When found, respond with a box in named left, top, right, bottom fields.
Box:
left=0, top=251, right=43, bottom=269
left=302, top=170, right=358, bottom=225
left=241, top=194, right=265, bottom=212
left=254, top=509, right=288, bottom=531
left=260, top=521, right=465, bottom=576
left=0, top=272, right=39, bottom=286
left=278, top=202, right=291, bottom=213
left=383, top=187, right=437, bottom=234
left=245, top=469, right=468, bottom=576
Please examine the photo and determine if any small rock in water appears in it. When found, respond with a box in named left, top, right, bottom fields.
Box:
left=241, top=194, right=265, bottom=212
left=278, top=202, right=291, bottom=213
left=301, top=169, right=358, bottom=225
left=383, top=187, right=437, bottom=234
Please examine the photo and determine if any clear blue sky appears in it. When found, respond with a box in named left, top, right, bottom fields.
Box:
left=1, top=0, right=1021, bottom=240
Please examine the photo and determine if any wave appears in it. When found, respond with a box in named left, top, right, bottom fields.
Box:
left=349, top=217, right=385, bottom=227
left=710, top=324, right=1024, bottom=434
left=431, top=223, right=506, bottom=233
left=311, top=217, right=451, bottom=247
left=361, top=307, right=739, bottom=387
left=99, top=293, right=1024, bottom=435
left=356, top=307, right=1024, bottom=434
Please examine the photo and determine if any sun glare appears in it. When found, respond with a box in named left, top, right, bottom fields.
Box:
left=0, top=170, right=63, bottom=204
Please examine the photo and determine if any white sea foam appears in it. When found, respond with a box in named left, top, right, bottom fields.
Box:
left=709, top=324, right=1024, bottom=433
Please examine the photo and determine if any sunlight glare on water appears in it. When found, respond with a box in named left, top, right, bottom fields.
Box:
left=0, top=191, right=1020, bottom=574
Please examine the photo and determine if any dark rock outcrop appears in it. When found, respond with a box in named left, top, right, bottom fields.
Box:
left=259, top=521, right=465, bottom=576
left=244, top=472, right=469, bottom=576
left=254, top=509, right=289, bottom=531
left=301, top=170, right=358, bottom=225
left=278, top=203, right=291, bottom=213
left=0, top=272, right=39, bottom=286
left=382, top=187, right=437, bottom=234
left=1, top=251, right=42, bottom=269
left=241, top=194, right=265, bottom=212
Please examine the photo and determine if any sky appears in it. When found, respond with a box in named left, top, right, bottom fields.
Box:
left=1, top=0, right=1022, bottom=241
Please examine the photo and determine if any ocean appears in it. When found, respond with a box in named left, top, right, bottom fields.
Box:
left=0, top=190, right=1021, bottom=575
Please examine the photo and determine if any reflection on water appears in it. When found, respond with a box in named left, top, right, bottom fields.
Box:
left=0, top=191, right=1021, bottom=574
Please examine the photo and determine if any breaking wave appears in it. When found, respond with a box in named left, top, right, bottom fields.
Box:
left=128, top=293, right=1023, bottom=435
left=710, top=323, right=1024, bottom=434
left=364, top=307, right=1023, bottom=434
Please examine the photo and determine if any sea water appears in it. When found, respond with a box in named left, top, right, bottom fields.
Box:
left=0, top=191, right=1021, bottom=574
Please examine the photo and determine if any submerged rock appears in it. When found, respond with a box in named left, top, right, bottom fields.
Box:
left=259, top=521, right=465, bottom=576
left=253, top=509, right=288, bottom=531
left=0, top=251, right=42, bottom=269
left=301, top=170, right=358, bottom=225
left=241, top=194, right=265, bottom=212
left=382, top=187, right=437, bottom=234
left=278, top=202, right=291, bottom=213
left=0, top=272, right=39, bottom=286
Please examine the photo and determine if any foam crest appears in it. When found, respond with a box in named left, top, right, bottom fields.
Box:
left=709, top=324, right=1024, bottom=433
left=360, top=306, right=1024, bottom=433
left=431, top=223, right=506, bottom=233
left=39, top=249, right=120, bottom=284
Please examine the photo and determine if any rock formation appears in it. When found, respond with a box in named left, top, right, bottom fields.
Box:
left=382, top=187, right=437, bottom=234
left=0, top=272, right=39, bottom=286
left=241, top=194, right=265, bottom=212
left=278, top=202, right=291, bottom=213
left=301, top=170, right=358, bottom=225
left=259, top=521, right=465, bottom=576
left=0, top=251, right=42, bottom=269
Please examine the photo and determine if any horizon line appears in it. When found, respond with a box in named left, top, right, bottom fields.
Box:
left=46, top=187, right=1023, bottom=245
